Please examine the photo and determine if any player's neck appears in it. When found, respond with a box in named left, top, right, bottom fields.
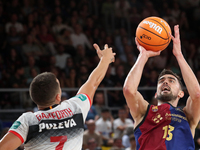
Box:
left=37, top=102, right=60, bottom=110
left=37, top=98, right=61, bottom=110
left=157, top=100, right=178, bottom=107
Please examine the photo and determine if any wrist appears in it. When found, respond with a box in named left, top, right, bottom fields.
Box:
left=101, top=57, right=112, bottom=64
left=138, top=53, right=149, bottom=62
left=175, top=52, right=184, bottom=60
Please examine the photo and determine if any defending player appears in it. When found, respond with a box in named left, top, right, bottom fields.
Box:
left=123, top=25, right=200, bottom=149
left=0, top=44, right=115, bottom=150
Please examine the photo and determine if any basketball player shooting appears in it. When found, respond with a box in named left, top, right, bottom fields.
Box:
left=0, top=44, right=115, bottom=150
left=123, top=25, right=200, bottom=149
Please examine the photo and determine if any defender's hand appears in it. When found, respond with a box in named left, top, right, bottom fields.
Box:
left=93, top=43, right=116, bottom=63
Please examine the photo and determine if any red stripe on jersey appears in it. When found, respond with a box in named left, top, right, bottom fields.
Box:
left=9, top=130, right=24, bottom=143
left=77, top=93, right=92, bottom=107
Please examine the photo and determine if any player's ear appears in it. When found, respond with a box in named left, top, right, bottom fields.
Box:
left=178, top=90, right=184, bottom=98
left=154, top=93, right=157, bottom=98
left=56, top=93, right=61, bottom=103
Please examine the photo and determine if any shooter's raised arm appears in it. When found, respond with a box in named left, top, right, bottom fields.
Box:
left=123, top=39, right=161, bottom=126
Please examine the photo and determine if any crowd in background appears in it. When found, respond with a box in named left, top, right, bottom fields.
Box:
left=1, top=0, right=200, bottom=107
left=0, top=0, right=200, bottom=149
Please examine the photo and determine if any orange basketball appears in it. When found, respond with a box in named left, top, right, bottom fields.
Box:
left=136, top=16, right=171, bottom=52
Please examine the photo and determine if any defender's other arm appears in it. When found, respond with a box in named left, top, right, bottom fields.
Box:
left=0, top=132, right=22, bottom=150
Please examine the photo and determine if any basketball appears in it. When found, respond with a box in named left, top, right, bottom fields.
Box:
left=136, top=16, right=171, bottom=52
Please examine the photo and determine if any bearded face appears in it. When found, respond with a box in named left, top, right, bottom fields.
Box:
left=156, top=89, right=178, bottom=102
left=156, top=75, right=182, bottom=102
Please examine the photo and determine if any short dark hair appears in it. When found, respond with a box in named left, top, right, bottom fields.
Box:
left=158, top=69, right=183, bottom=90
left=30, top=72, right=60, bottom=106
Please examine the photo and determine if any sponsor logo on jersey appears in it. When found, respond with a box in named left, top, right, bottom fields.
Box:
left=165, top=113, right=187, bottom=122
left=175, top=107, right=184, bottom=113
left=142, top=20, right=162, bottom=34
left=152, top=106, right=158, bottom=112
left=39, top=118, right=77, bottom=132
left=152, top=113, right=163, bottom=123
left=74, top=94, right=87, bottom=101
left=165, top=113, right=172, bottom=120
left=36, top=108, right=73, bottom=121
left=11, top=121, right=21, bottom=129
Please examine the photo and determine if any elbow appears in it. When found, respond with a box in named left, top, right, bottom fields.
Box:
left=192, top=86, right=200, bottom=100
left=195, top=85, right=200, bottom=97
left=123, top=86, right=136, bottom=97
left=195, top=91, right=200, bottom=99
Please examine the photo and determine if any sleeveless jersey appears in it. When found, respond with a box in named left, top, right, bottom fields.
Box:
left=9, top=93, right=91, bottom=150
left=134, top=103, right=195, bottom=150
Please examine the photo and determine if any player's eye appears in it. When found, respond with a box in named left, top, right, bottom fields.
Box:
left=158, top=80, right=164, bottom=83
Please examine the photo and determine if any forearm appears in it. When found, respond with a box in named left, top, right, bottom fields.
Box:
left=124, top=53, right=148, bottom=92
left=88, top=58, right=110, bottom=87
left=177, top=55, right=199, bottom=92
left=176, top=54, right=200, bottom=99
left=77, top=58, right=110, bottom=101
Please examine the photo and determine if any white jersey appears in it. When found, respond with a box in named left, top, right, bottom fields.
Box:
left=9, top=93, right=91, bottom=150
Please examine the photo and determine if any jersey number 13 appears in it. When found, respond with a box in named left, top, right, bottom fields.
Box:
left=162, top=125, right=174, bottom=141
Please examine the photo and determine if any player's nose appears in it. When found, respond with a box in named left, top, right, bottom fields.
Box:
left=163, top=81, right=169, bottom=85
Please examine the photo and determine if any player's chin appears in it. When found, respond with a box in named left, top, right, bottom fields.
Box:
left=157, top=93, right=173, bottom=102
